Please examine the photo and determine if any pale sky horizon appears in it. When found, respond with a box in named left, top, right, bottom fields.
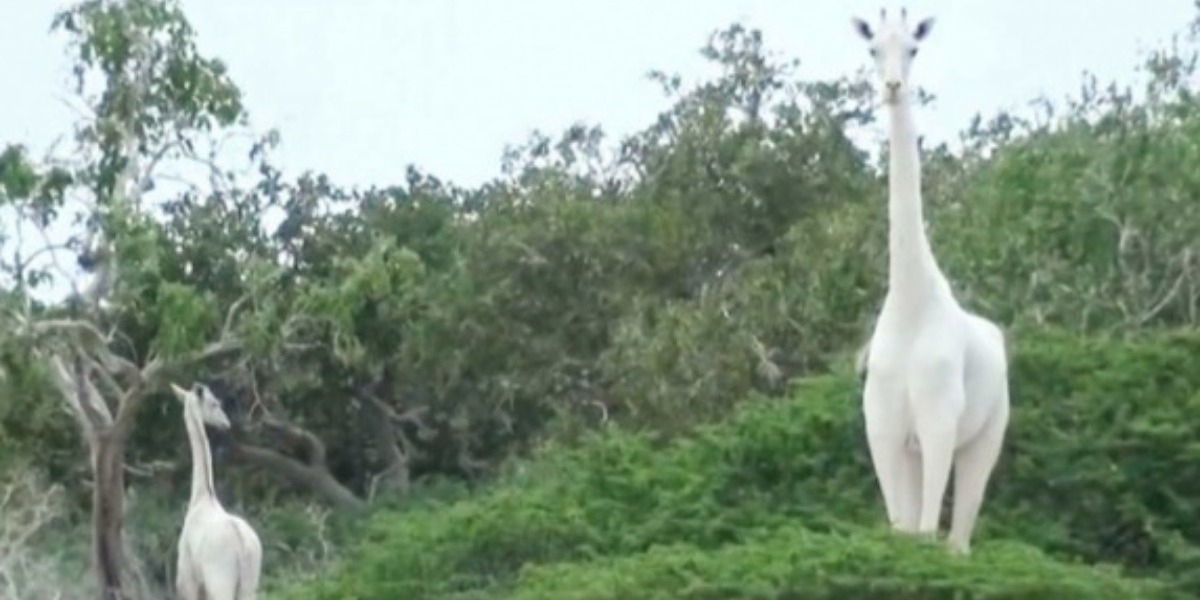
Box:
left=1, top=0, right=1197, bottom=301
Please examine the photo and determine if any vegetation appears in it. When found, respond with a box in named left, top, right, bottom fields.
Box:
left=2, top=1, right=1200, bottom=599
left=274, top=331, right=1200, bottom=600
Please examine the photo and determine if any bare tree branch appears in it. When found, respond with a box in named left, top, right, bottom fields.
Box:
left=0, top=473, right=61, bottom=558
left=1135, top=248, right=1192, bottom=327
left=135, top=294, right=250, bottom=391
left=356, top=393, right=417, bottom=501
left=0, top=470, right=68, bottom=600
left=29, top=318, right=108, bottom=341
left=47, top=354, right=111, bottom=443
left=230, top=415, right=365, bottom=513
left=584, top=399, right=610, bottom=425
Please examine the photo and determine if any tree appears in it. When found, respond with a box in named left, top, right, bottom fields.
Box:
left=0, top=1, right=267, bottom=596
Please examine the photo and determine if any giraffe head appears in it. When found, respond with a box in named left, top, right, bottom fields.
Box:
left=852, top=8, right=935, bottom=105
left=170, top=382, right=232, bottom=430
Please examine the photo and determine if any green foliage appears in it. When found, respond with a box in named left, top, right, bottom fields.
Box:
left=933, top=51, right=1200, bottom=330
left=0, top=145, right=41, bottom=200
left=491, top=532, right=1177, bottom=600
left=986, top=328, right=1200, bottom=584
left=149, top=281, right=218, bottom=357
left=296, top=235, right=428, bottom=366
left=277, top=330, right=1200, bottom=600
left=599, top=200, right=883, bottom=431
left=52, top=0, right=246, bottom=141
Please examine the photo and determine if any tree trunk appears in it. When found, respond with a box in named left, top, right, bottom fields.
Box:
left=92, top=430, right=130, bottom=600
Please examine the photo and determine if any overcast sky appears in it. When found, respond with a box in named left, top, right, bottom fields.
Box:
left=4, top=0, right=1195, bottom=189
left=0, top=1, right=1196, bottom=301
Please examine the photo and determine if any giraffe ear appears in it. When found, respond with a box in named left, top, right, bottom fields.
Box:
left=169, top=383, right=190, bottom=401
left=913, top=17, right=935, bottom=40
left=852, top=17, right=873, bottom=40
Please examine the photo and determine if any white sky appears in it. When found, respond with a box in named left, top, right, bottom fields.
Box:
left=0, top=0, right=1196, bottom=300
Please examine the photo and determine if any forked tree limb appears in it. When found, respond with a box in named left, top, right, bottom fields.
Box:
left=46, top=354, right=111, bottom=444
left=356, top=394, right=421, bottom=501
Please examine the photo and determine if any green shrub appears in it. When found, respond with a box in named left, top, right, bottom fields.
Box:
left=279, top=329, right=1200, bottom=600
left=985, top=328, right=1200, bottom=583
left=282, top=376, right=873, bottom=600
left=484, top=528, right=1183, bottom=600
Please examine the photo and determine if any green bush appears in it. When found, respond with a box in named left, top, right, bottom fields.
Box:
left=986, top=328, right=1200, bottom=584
left=482, top=529, right=1182, bottom=600
left=278, top=329, right=1200, bottom=600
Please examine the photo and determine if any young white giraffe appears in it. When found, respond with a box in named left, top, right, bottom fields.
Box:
left=171, top=382, right=263, bottom=599
left=852, top=8, right=1010, bottom=555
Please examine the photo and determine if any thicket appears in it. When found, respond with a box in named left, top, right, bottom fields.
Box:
left=275, top=331, right=1200, bottom=600
left=3, top=1, right=1200, bottom=598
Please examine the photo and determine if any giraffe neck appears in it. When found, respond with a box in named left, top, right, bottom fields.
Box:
left=885, top=95, right=944, bottom=307
left=184, top=402, right=217, bottom=508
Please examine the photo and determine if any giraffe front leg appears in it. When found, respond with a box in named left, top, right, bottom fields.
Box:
left=176, top=566, right=200, bottom=600
left=909, top=367, right=964, bottom=538
left=863, top=371, right=913, bottom=530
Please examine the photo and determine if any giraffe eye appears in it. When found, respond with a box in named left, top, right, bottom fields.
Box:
left=909, top=47, right=919, bottom=57
left=869, top=48, right=879, bottom=58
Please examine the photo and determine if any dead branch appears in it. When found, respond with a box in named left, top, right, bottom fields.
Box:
left=29, top=318, right=109, bottom=342
left=122, top=460, right=178, bottom=480
left=47, top=354, right=111, bottom=445
left=357, top=393, right=421, bottom=501
left=231, top=416, right=365, bottom=513
left=134, top=294, right=250, bottom=394
left=750, top=334, right=783, bottom=386
left=375, top=400, right=435, bottom=442
left=77, top=354, right=124, bottom=403
left=0, top=472, right=62, bottom=563
left=1135, top=248, right=1192, bottom=326
left=584, top=399, right=610, bottom=425
left=221, top=294, right=251, bottom=340
left=26, top=319, right=140, bottom=384
left=0, top=470, right=68, bottom=600
left=136, top=337, right=243, bottom=394
left=264, top=416, right=328, bottom=465
left=457, top=446, right=489, bottom=480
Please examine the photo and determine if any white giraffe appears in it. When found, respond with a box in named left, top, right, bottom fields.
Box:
left=852, top=8, right=1010, bottom=555
left=170, top=382, right=263, bottom=599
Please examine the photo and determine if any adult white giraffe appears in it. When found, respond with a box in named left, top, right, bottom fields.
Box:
left=852, top=8, right=1010, bottom=555
left=171, top=382, right=263, bottom=599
